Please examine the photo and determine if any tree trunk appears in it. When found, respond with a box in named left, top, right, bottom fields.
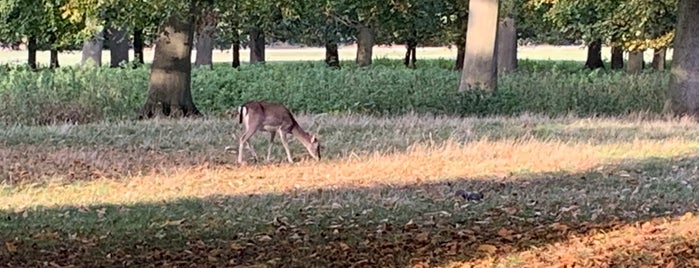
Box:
left=454, top=15, right=468, bottom=70
left=81, top=30, right=103, bottom=66
left=140, top=9, right=200, bottom=119
left=194, top=5, right=218, bottom=68
left=627, top=50, right=644, bottom=74
left=107, top=27, right=130, bottom=68
left=355, top=24, right=374, bottom=67
left=27, top=36, right=37, bottom=70
left=652, top=47, right=666, bottom=71
left=584, top=39, right=604, bottom=69
left=404, top=39, right=417, bottom=69
left=458, top=0, right=500, bottom=92
left=50, top=50, right=59, bottom=68
left=231, top=41, right=240, bottom=68
left=325, top=42, right=340, bottom=68
left=249, top=28, right=265, bottom=64
left=49, top=34, right=59, bottom=69
left=497, top=16, right=517, bottom=74
left=455, top=42, right=465, bottom=70
left=611, top=45, right=624, bottom=70
left=667, top=0, right=699, bottom=116
left=133, top=28, right=145, bottom=65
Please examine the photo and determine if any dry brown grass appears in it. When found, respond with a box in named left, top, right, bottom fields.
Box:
left=2, top=137, right=695, bottom=210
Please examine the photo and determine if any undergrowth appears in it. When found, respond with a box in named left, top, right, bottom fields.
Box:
left=0, top=59, right=668, bottom=126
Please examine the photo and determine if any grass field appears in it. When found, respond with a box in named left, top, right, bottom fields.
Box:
left=1, top=113, right=699, bottom=266
left=0, top=45, right=697, bottom=267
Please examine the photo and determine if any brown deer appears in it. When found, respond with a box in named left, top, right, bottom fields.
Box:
left=236, top=100, right=321, bottom=164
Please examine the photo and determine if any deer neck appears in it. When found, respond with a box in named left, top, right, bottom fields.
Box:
left=291, top=125, right=313, bottom=146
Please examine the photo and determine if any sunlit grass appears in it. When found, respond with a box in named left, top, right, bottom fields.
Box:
left=446, top=213, right=699, bottom=267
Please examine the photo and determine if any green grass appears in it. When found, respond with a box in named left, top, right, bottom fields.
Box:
left=0, top=58, right=670, bottom=126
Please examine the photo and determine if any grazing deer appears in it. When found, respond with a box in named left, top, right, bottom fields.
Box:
left=237, top=101, right=321, bottom=164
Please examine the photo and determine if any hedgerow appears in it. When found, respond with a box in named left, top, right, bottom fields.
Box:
left=0, top=59, right=668, bottom=125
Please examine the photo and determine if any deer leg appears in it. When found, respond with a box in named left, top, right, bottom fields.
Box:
left=266, top=131, right=276, bottom=161
left=238, top=129, right=257, bottom=164
left=277, top=129, right=294, bottom=163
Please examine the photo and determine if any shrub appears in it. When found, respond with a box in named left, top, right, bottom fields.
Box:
left=0, top=59, right=669, bottom=126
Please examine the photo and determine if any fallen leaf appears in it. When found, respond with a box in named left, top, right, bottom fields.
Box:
left=339, top=242, right=350, bottom=251
left=230, top=243, right=244, bottom=250
left=161, top=219, right=186, bottom=227
left=5, top=241, right=17, bottom=253
left=415, top=232, right=430, bottom=243
left=559, top=205, right=579, bottom=213
left=497, top=227, right=514, bottom=240
left=500, top=206, right=518, bottom=215
left=681, top=212, right=694, bottom=221
left=477, top=244, right=497, bottom=254
left=665, top=260, right=675, bottom=268
left=550, top=222, right=569, bottom=232
left=97, top=207, right=107, bottom=218
left=32, top=232, right=59, bottom=240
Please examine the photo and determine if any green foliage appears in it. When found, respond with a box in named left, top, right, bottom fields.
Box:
left=608, top=0, right=677, bottom=51
left=0, top=0, right=84, bottom=49
left=541, top=0, right=622, bottom=43
left=279, top=0, right=350, bottom=46
left=382, top=0, right=450, bottom=46
left=0, top=59, right=669, bottom=126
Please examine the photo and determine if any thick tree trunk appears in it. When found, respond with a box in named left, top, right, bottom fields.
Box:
left=249, top=28, right=265, bottom=64
left=194, top=32, right=214, bottom=67
left=133, top=28, right=144, bottom=65
left=107, top=27, right=130, bottom=67
left=50, top=50, right=59, bottom=69
left=458, top=0, right=500, bottom=92
left=81, top=30, right=103, bottom=66
left=194, top=6, right=218, bottom=68
left=404, top=39, right=417, bottom=69
left=667, top=0, right=699, bottom=116
left=27, top=36, right=37, bottom=70
left=455, top=42, right=465, bottom=70
left=355, top=25, right=374, bottom=67
left=652, top=47, right=666, bottom=71
left=611, top=45, right=624, bottom=70
left=627, top=50, right=644, bottom=74
left=231, top=41, right=240, bottom=68
left=584, top=39, right=604, bottom=69
left=140, top=10, right=200, bottom=119
left=49, top=34, right=59, bottom=69
left=325, top=42, right=340, bottom=68
left=454, top=16, right=468, bottom=70
left=497, top=16, right=517, bottom=74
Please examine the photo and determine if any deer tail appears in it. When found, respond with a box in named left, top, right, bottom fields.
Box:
left=238, top=105, right=246, bottom=124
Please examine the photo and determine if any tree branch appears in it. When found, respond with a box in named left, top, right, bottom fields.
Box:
left=325, top=12, right=359, bottom=28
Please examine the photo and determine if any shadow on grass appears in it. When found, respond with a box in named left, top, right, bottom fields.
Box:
left=0, top=155, right=698, bottom=266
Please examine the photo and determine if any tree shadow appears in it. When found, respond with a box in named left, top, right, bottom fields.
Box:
left=0, top=154, right=697, bottom=266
